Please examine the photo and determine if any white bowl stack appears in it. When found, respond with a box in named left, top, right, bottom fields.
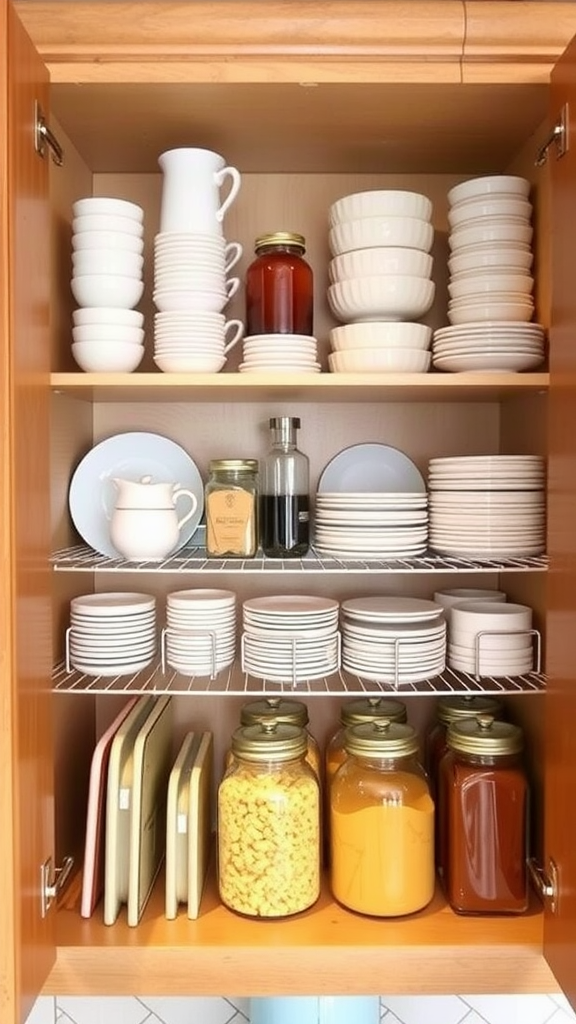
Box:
left=71, top=198, right=146, bottom=372
left=447, top=600, right=535, bottom=677
left=164, top=588, right=237, bottom=677
left=433, top=175, right=546, bottom=372
left=327, top=190, right=435, bottom=373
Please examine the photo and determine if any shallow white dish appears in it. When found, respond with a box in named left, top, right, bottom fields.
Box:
left=448, top=247, right=533, bottom=275
left=329, top=216, right=434, bottom=256
left=329, top=247, right=433, bottom=283
left=328, top=349, right=430, bottom=373
left=341, top=596, right=443, bottom=622
left=329, top=189, right=433, bottom=226
left=318, top=443, right=425, bottom=494
left=433, top=352, right=544, bottom=372
left=68, top=431, right=204, bottom=557
left=447, top=198, right=532, bottom=229
left=448, top=175, right=531, bottom=206
left=449, top=222, right=533, bottom=250
left=329, top=321, right=432, bottom=352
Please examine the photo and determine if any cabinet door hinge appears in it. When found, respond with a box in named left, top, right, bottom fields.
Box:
left=34, top=100, right=64, bottom=167
left=40, top=855, right=74, bottom=917
left=528, top=857, right=558, bottom=912
left=535, top=104, right=569, bottom=167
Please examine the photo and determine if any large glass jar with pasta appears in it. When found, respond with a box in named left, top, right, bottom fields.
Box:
left=218, top=721, right=320, bottom=918
left=330, top=719, right=434, bottom=917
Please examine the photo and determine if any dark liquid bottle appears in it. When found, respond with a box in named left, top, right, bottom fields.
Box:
left=260, top=417, right=310, bottom=558
left=246, top=232, right=314, bottom=336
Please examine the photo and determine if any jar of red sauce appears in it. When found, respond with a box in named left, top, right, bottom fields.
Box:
left=439, top=714, right=528, bottom=914
left=245, top=232, right=314, bottom=336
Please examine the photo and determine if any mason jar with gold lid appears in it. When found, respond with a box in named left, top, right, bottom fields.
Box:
left=325, top=696, right=407, bottom=787
left=218, top=721, right=320, bottom=918
left=238, top=697, right=320, bottom=779
left=205, top=458, right=258, bottom=558
left=330, top=719, right=434, bottom=917
left=245, top=231, right=313, bottom=336
left=439, top=714, right=528, bottom=914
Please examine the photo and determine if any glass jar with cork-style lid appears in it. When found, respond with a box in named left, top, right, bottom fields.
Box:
left=330, top=719, right=435, bottom=917
left=439, top=714, right=528, bottom=914
left=325, top=696, right=408, bottom=788
left=205, top=459, right=258, bottom=557
left=245, top=231, right=314, bottom=336
left=218, top=721, right=321, bottom=918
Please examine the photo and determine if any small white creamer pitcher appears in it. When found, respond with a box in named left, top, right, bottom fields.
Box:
left=158, top=148, right=242, bottom=236
left=110, top=475, right=198, bottom=561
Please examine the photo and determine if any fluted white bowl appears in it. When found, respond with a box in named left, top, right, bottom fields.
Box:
left=328, top=275, right=435, bottom=322
left=329, top=247, right=433, bottom=283
left=330, top=321, right=432, bottom=351
left=329, top=216, right=434, bottom=256
left=329, top=190, right=432, bottom=227
left=328, top=348, right=431, bottom=373
left=72, top=340, right=144, bottom=372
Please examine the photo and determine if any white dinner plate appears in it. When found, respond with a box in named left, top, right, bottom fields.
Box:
left=317, top=443, right=425, bottom=494
left=69, top=432, right=204, bottom=558
left=341, top=596, right=443, bottom=622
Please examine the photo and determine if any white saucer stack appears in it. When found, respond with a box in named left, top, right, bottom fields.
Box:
left=428, top=455, right=546, bottom=557
left=164, top=589, right=237, bottom=676
left=340, top=597, right=446, bottom=685
left=447, top=600, right=534, bottom=677
left=239, top=333, right=320, bottom=373
left=241, top=595, right=340, bottom=683
left=431, top=321, right=546, bottom=373
left=314, top=491, right=429, bottom=559
left=67, top=592, right=157, bottom=677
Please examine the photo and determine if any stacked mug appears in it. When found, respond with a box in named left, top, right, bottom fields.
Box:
left=153, top=147, right=245, bottom=373
left=71, top=197, right=145, bottom=372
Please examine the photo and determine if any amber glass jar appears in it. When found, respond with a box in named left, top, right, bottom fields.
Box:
left=218, top=721, right=320, bottom=918
left=245, top=232, right=314, bottom=336
left=205, top=459, right=258, bottom=558
left=439, top=714, right=528, bottom=914
left=330, top=720, right=434, bottom=917
left=325, top=696, right=407, bottom=788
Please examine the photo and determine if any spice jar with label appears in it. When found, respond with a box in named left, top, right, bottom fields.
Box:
left=205, top=459, right=258, bottom=558
left=325, top=696, right=408, bottom=788
left=330, top=719, right=435, bottom=917
left=439, top=714, right=528, bottom=914
left=218, top=721, right=321, bottom=918
left=245, top=232, right=314, bottom=336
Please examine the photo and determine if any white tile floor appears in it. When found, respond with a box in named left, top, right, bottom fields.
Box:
left=25, top=994, right=576, bottom=1024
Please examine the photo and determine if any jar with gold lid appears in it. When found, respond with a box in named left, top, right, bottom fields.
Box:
left=325, top=696, right=407, bottom=788
left=439, top=714, right=528, bottom=914
left=245, top=231, right=314, bottom=336
left=237, top=697, right=321, bottom=779
left=330, top=719, right=434, bottom=917
left=218, top=721, right=320, bottom=917
left=205, top=459, right=258, bottom=558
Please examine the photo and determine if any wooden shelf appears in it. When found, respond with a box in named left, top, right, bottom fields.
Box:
left=50, top=371, right=550, bottom=403
left=46, top=867, right=557, bottom=996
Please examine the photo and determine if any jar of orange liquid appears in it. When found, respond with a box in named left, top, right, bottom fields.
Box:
left=330, top=719, right=434, bottom=917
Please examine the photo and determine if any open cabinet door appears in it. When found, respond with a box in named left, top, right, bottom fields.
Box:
left=0, top=3, right=56, bottom=1022
left=545, top=30, right=576, bottom=1012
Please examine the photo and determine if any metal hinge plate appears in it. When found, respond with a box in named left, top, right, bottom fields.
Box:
left=535, top=104, right=569, bottom=167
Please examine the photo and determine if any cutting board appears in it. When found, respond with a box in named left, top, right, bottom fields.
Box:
left=165, top=730, right=213, bottom=920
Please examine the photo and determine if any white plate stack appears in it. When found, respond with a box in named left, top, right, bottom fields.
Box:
left=340, top=597, right=446, bottom=685
left=164, top=589, right=237, bottom=676
left=431, top=321, right=546, bottom=373
left=428, top=455, right=546, bottom=557
left=241, top=595, right=340, bottom=683
left=239, top=333, right=321, bottom=373
left=71, top=197, right=145, bottom=372
left=448, top=600, right=534, bottom=677
left=314, top=492, right=429, bottom=559
left=67, top=593, right=157, bottom=677
left=326, top=191, right=435, bottom=365
left=444, top=174, right=537, bottom=339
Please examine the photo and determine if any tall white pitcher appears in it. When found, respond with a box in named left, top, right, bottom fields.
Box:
left=158, top=148, right=241, bottom=235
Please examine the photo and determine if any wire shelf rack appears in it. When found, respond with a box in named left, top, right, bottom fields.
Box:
left=52, top=660, right=545, bottom=697
left=52, top=544, right=549, bottom=575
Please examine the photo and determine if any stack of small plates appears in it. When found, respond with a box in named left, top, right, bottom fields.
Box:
left=340, top=597, right=446, bottom=685
left=67, top=592, right=157, bottom=677
left=314, top=492, right=429, bottom=558
left=428, top=455, right=546, bottom=557
left=241, top=595, right=340, bottom=683
left=448, top=600, right=534, bottom=677
left=164, top=589, right=236, bottom=676
left=431, top=321, right=545, bottom=373
left=239, top=334, right=320, bottom=373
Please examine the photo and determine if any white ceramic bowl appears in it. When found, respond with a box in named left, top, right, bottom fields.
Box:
left=433, top=588, right=507, bottom=622
left=72, top=214, right=144, bottom=237
left=449, top=222, right=533, bottom=250
left=73, top=197, right=144, bottom=222
left=72, top=324, right=145, bottom=344
left=448, top=198, right=532, bottom=228
left=448, top=274, right=534, bottom=299
left=72, top=231, right=145, bottom=254
left=448, top=175, right=531, bottom=206
left=72, top=340, right=144, bottom=372
left=329, top=216, right=434, bottom=256
left=72, top=250, right=144, bottom=277
left=329, top=321, right=432, bottom=352
left=450, top=600, right=532, bottom=636
left=153, top=353, right=226, bottom=373
left=72, top=307, right=145, bottom=327
left=329, top=247, right=432, bottom=283
left=447, top=300, right=534, bottom=325
left=329, top=190, right=433, bottom=226
left=71, top=274, right=144, bottom=309
left=328, top=275, right=435, bottom=322
left=328, top=348, right=431, bottom=373
left=448, top=247, right=534, bottom=274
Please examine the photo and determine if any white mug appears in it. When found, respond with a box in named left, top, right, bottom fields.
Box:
left=158, top=148, right=242, bottom=236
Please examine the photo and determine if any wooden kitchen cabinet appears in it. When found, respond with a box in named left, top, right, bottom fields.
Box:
left=3, top=2, right=576, bottom=1022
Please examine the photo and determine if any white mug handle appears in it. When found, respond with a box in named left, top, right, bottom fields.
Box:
left=224, top=241, right=243, bottom=274
left=215, top=166, right=242, bottom=222
left=173, top=488, right=198, bottom=530
left=225, top=276, right=240, bottom=301
left=223, top=319, right=245, bottom=354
